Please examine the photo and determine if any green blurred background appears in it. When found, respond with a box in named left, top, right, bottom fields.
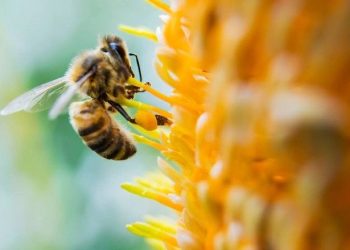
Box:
left=0, top=0, right=172, bottom=249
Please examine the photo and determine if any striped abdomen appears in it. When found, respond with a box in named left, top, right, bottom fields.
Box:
left=69, top=99, right=136, bottom=160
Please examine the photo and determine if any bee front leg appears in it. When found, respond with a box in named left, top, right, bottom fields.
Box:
left=107, top=100, right=136, bottom=124
left=126, top=81, right=151, bottom=92
left=125, top=82, right=152, bottom=99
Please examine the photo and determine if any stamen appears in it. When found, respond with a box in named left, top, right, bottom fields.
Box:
left=126, top=222, right=178, bottom=246
left=162, top=150, right=196, bottom=171
left=144, top=216, right=177, bottom=234
left=121, top=182, right=182, bottom=211
left=128, top=77, right=200, bottom=114
left=157, top=157, right=183, bottom=186
left=135, top=176, right=174, bottom=194
left=145, top=239, right=167, bottom=250
left=118, top=25, right=158, bottom=41
left=128, top=77, right=174, bottom=104
left=130, top=123, right=161, bottom=140
left=146, top=0, right=171, bottom=14
left=132, top=133, right=166, bottom=151
left=120, top=98, right=172, bottom=120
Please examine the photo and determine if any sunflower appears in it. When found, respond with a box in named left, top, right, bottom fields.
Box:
left=122, top=0, right=350, bottom=249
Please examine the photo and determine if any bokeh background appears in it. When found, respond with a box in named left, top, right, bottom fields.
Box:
left=0, top=0, right=171, bottom=249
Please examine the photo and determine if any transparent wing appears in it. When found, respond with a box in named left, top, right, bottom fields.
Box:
left=1, top=77, right=68, bottom=115
left=48, top=70, right=95, bottom=119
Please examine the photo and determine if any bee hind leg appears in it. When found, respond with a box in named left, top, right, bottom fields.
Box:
left=107, top=100, right=136, bottom=124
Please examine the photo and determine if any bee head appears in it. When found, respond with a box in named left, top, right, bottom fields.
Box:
left=98, top=35, right=133, bottom=77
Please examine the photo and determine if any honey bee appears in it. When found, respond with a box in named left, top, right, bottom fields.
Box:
left=1, top=34, right=172, bottom=160
left=69, top=99, right=136, bottom=160
left=0, top=34, right=145, bottom=122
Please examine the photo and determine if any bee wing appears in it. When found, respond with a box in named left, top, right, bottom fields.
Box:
left=48, top=70, right=95, bottom=119
left=1, top=77, right=68, bottom=115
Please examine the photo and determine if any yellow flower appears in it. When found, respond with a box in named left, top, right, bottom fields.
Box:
left=122, top=0, right=350, bottom=249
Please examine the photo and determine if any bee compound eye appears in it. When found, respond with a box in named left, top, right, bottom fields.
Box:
left=109, top=42, right=125, bottom=57
left=101, top=47, right=108, bottom=53
left=109, top=42, right=118, bottom=51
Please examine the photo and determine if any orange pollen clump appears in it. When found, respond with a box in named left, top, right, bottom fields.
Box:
left=135, top=110, right=158, bottom=131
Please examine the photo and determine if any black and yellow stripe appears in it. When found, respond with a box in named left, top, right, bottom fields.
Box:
left=70, top=99, right=136, bottom=161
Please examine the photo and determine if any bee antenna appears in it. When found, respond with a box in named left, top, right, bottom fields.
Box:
left=129, top=53, right=143, bottom=82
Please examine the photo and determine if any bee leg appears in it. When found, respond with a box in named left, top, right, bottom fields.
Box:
left=107, top=100, right=136, bottom=124
left=124, top=86, right=141, bottom=99
left=135, top=82, right=151, bottom=93
left=125, top=82, right=152, bottom=99
left=96, top=97, right=106, bottom=107
left=126, top=82, right=151, bottom=93
left=124, top=88, right=137, bottom=99
left=125, top=85, right=141, bottom=91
